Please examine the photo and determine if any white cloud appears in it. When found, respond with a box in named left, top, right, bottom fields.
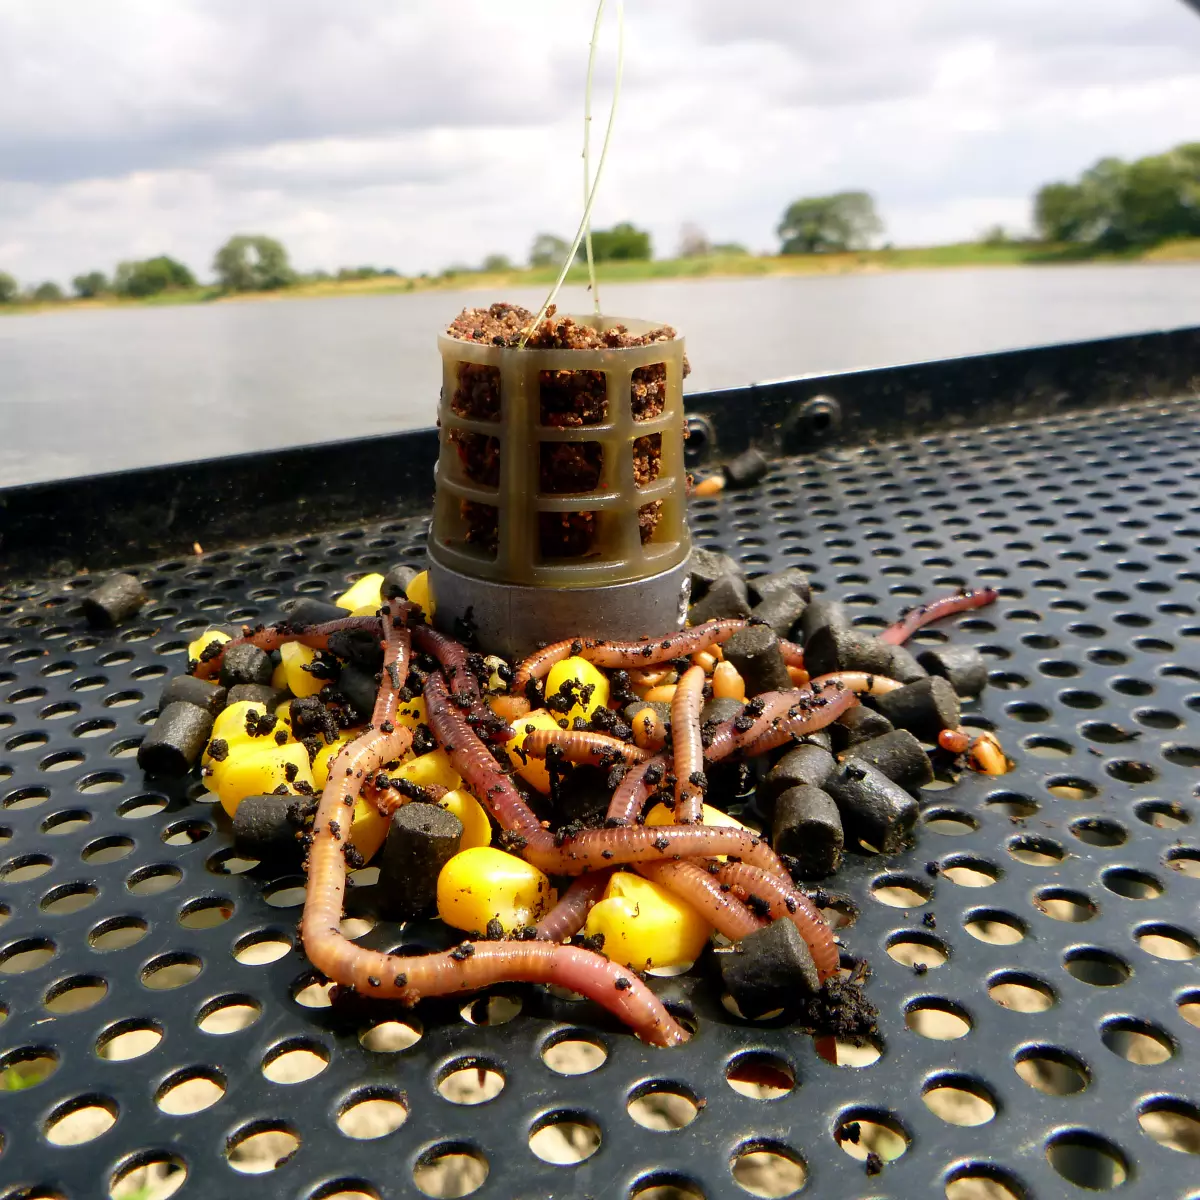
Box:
left=1, top=0, right=1198, bottom=285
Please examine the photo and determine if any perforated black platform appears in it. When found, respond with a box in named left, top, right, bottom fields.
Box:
left=2, top=397, right=1200, bottom=1200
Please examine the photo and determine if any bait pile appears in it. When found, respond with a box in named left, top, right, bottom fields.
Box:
left=137, top=557, right=1002, bottom=1051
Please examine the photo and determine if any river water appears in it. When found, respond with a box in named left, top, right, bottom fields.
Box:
left=2, top=264, right=1198, bottom=487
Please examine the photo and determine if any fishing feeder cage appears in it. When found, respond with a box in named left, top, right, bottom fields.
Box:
left=429, top=316, right=691, bottom=658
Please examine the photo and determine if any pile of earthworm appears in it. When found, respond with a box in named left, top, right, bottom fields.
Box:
left=170, top=560, right=1002, bottom=1050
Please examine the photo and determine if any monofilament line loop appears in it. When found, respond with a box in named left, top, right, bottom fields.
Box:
left=519, top=0, right=624, bottom=348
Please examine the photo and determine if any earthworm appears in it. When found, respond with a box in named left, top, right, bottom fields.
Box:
left=193, top=615, right=383, bottom=680
left=703, top=690, right=804, bottom=764
left=606, top=753, right=669, bottom=825
left=511, top=619, right=748, bottom=694
left=535, top=871, right=612, bottom=941
left=878, top=587, right=999, bottom=645
left=372, top=608, right=409, bottom=727
left=939, top=728, right=971, bottom=754
left=630, top=706, right=667, bottom=753
left=427, top=672, right=788, bottom=876
left=637, top=861, right=764, bottom=942
left=302, top=643, right=686, bottom=1046
left=521, top=727, right=648, bottom=767
left=779, top=639, right=805, bottom=668
left=739, top=685, right=859, bottom=757
left=807, top=671, right=904, bottom=696
left=671, top=665, right=707, bottom=823
left=413, top=624, right=511, bottom=742
left=712, top=862, right=839, bottom=981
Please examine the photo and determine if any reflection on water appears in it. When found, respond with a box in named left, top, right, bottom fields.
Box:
left=2, top=264, right=1198, bottom=486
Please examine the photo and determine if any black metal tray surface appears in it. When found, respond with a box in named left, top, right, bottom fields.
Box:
left=2, top=332, right=1199, bottom=1199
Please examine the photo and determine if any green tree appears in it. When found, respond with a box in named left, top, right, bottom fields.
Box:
left=778, top=191, right=882, bottom=254
left=529, top=233, right=572, bottom=268
left=31, top=281, right=64, bottom=302
left=72, top=270, right=109, bottom=298
left=711, top=242, right=749, bottom=255
left=590, top=222, right=652, bottom=261
left=114, top=256, right=196, bottom=297
left=0, top=272, right=17, bottom=303
left=481, top=253, right=513, bottom=272
left=213, top=235, right=294, bottom=292
left=1034, top=143, right=1200, bottom=248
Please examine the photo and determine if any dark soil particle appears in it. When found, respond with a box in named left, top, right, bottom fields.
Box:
left=865, top=1152, right=884, bottom=1177
left=793, top=978, right=879, bottom=1045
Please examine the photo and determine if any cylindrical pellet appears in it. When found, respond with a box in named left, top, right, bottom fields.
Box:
left=772, top=785, right=844, bottom=879
left=722, top=447, right=770, bottom=489
left=376, top=803, right=464, bottom=921
left=804, top=624, right=894, bottom=678
left=700, top=696, right=746, bottom=728
left=831, top=705, right=894, bottom=751
left=688, top=574, right=751, bottom=624
left=233, top=793, right=314, bottom=862
left=219, top=643, right=274, bottom=689
left=226, top=683, right=290, bottom=710
left=748, top=568, right=812, bottom=606
left=381, top=564, right=420, bottom=600
left=81, top=573, right=147, bottom=628
left=917, top=644, right=989, bottom=697
left=137, top=702, right=214, bottom=776
left=688, top=548, right=742, bottom=601
left=722, top=626, right=792, bottom=696
left=759, top=743, right=836, bottom=813
left=885, top=644, right=928, bottom=684
left=283, top=597, right=345, bottom=627
left=824, top=759, right=918, bottom=854
left=750, top=589, right=807, bottom=638
left=334, top=664, right=380, bottom=721
left=717, top=918, right=820, bottom=1018
left=161, top=675, right=227, bottom=716
left=844, top=729, right=934, bottom=792
left=798, top=597, right=848, bottom=645
left=874, top=676, right=960, bottom=743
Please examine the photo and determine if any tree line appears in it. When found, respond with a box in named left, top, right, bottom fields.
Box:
left=3, top=143, right=1196, bottom=306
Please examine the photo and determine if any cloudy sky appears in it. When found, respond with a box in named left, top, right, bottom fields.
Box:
left=1, top=0, right=1198, bottom=287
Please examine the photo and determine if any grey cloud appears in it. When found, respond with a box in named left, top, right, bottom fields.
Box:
left=0, top=0, right=583, bottom=184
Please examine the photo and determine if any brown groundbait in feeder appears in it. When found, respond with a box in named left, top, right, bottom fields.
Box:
left=445, top=303, right=687, bottom=559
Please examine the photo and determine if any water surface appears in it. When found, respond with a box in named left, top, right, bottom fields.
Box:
left=2, top=264, right=1198, bottom=486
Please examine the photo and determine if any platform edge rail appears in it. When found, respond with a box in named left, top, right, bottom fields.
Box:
left=1, top=326, right=1197, bottom=584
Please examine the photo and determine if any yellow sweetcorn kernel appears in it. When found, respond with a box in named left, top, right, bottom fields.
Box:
left=504, top=709, right=565, bottom=794
left=406, top=570, right=434, bottom=618
left=278, top=641, right=325, bottom=699
left=584, top=872, right=711, bottom=970
left=203, top=701, right=292, bottom=777
left=216, top=741, right=314, bottom=817
left=391, top=748, right=461, bottom=791
left=437, top=847, right=552, bottom=934
left=335, top=573, right=384, bottom=612
left=188, top=628, right=230, bottom=663
left=438, top=789, right=492, bottom=850
left=395, top=695, right=427, bottom=729
left=348, top=797, right=390, bottom=863
left=645, top=802, right=750, bottom=831
left=544, top=656, right=610, bottom=724
left=271, top=659, right=288, bottom=692
left=311, top=731, right=360, bottom=790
